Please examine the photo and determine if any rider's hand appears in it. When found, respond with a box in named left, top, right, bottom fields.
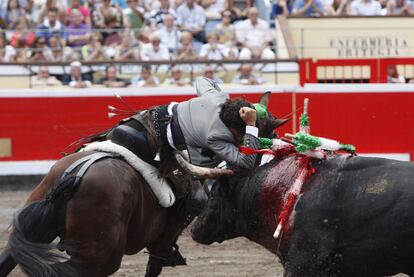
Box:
left=239, top=107, right=257, bottom=126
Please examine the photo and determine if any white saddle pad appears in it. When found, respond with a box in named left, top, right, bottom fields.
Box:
left=82, top=140, right=175, bottom=208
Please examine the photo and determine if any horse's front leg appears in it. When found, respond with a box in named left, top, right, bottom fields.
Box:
left=145, top=207, right=196, bottom=277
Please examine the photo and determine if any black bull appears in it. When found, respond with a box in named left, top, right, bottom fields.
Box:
left=192, top=155, right=414, bottom=277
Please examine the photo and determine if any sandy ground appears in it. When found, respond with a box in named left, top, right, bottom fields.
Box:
left=0, top=189, right=284, bottom=277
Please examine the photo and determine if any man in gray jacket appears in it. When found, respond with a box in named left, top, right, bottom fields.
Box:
left=176, top=77, right=260, bottom=169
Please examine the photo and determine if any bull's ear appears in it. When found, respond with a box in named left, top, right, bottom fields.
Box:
left=272, top=118, right=289, bottom=129
left=258, top=91, right=271, bottom=108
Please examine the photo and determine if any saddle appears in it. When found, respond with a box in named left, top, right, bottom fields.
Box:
left=82, top=140, right=176, bottom=208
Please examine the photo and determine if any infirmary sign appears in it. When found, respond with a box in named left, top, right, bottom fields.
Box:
left=329, top=37, right=408, bottom=57
left=283, top=16, right=414, bottom=59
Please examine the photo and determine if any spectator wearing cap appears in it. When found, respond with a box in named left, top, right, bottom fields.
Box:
left=114, top=33, right=140, bottom=61
left=351, top=0, right=381, bottom=15
left=202, top=65, right=223, bottom=84
left=66, top=8, right=91, bottom=47
left=97, top=64, right=130, bottom=87
left=386, top=0, right=413, bottom=14
left=131, top=65, right=160, bottom=87
left=176, top=0, right=206, bottom=43
left=111, top=0, right=128, bottom=9
left=36, top=7, right=66, bottom=46
left=232, top=63, right=265, bottom=85
left=66, top=0, right=91, bottom=26
left=291, top=0, right=324, bottom=15
left=158, top=13, right=181, bottom=54
left=64, top=61, right=92, bottom=88
left=163, top=66, right=191, bottom=86
left=31, top=66, right=62, bottom=87
left=140, top=32, right=170, bottom=61
left=235, top=7, right=275, bottom=59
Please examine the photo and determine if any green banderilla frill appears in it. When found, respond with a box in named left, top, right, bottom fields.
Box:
left=287, top=133, right=356, bottom=153
left=258, top=137, right=273, bottom=149
left=299, top=113, right=310, bottom=127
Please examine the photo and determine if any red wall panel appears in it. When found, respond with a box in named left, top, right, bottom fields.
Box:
left=0, top=91, right=412, bottom=161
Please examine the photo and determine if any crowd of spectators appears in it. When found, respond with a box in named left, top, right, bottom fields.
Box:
left=0, top=0, right=412, bottom=88
left=0, top=0, right=280, bottom=65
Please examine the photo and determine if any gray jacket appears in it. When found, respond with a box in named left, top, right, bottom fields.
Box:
left=176, top=77, right=260, bottom=169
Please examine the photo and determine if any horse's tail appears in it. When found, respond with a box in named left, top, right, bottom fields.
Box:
left=8, top=175, right=79, bottom=277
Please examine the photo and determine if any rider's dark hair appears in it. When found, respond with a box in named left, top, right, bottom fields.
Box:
left=219, top=98, right=253, bottom=134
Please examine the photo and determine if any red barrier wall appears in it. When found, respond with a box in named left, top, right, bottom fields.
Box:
left=1, top=86, right=413, bottom=161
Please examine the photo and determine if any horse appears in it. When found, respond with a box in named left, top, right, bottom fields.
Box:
left=0, top=92, right=284, bottom=277
left=190, top=154, right=414, bottom=277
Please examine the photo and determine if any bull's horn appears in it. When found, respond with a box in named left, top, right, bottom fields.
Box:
left=174, top=152, right=233, bottom=179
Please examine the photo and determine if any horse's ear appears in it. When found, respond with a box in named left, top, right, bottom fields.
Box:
left=272, top=118, right=289, bottom=129
left=258, top=91, right=271, bottom=108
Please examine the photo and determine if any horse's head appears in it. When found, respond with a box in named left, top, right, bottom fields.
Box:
left=255, top=92, right=288, bottom=138
left=191, top=178, right=245, bottom=245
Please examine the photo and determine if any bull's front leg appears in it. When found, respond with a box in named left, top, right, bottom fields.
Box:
left=283, top=227, right=341, bottom=277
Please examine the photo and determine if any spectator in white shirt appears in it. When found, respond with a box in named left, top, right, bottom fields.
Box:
left=199, top=32, right=228, bottom=60
left=31, top=66, right=62, bottom=88
left=351, top=0, right=382, bottom=15
left=140, top=32, right=170, bottom=61
left=66, top=61, right=92, bottom=88
left=202, top=0, right=228, bottom=20
left=158, top=13, right=181, bottom=54
left=176, top=0, right=207, bottom=43
left=163, top=65, right=192, bottom=86
left=235, top=7, right=275, bottom=60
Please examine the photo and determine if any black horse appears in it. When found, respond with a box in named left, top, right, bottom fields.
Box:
left=190, top=154, right=414, bottom=277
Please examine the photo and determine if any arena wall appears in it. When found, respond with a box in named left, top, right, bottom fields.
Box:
left=0, top=84, right=412, bottom=175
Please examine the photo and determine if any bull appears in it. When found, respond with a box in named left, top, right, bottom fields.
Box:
left=185, top=154, right=414, bottom=277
